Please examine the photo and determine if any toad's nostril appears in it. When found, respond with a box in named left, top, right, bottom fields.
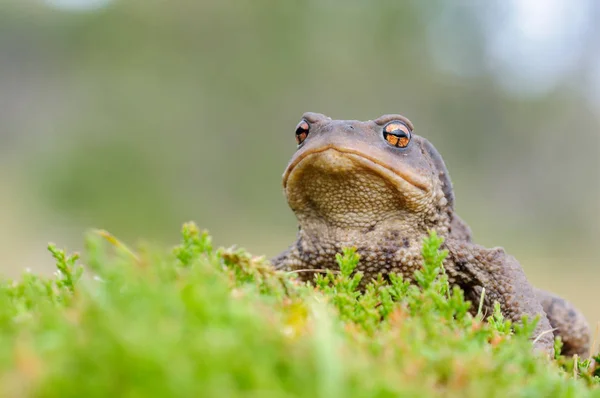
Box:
left=345, top=124, right=355, bottom=131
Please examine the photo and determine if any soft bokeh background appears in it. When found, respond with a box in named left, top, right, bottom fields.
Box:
left=1, top=1, right=599, bottom=323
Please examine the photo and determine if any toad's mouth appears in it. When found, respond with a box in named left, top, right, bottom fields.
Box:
left=283, top=146, right=429, bottom=192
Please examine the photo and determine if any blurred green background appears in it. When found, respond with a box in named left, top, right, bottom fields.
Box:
left=1, top=1, right=598, bottom=322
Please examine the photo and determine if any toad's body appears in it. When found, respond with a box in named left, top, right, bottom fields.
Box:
left=272, top=112, right=590, bottom=356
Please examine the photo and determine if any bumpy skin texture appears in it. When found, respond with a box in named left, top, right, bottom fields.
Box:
left=272, top=112, right=591, bottom=357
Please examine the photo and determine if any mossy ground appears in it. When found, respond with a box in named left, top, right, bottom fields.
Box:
left=0, top=223, right=598, bottom=397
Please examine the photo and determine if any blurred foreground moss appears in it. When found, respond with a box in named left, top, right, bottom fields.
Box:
left=0, top=223, right=598, bottom=397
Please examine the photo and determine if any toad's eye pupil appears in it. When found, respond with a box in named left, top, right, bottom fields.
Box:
left=383, top=122, right=411, bottom=148
left=295, top=120, right=310, bottom=145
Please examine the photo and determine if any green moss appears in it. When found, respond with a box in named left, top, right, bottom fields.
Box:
left=0, top=223, right=598, bottom=397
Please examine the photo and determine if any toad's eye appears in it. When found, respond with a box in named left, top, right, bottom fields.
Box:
left=295, top=120, right=310, bottom=145
left=383, top=121, right=411, bottom=148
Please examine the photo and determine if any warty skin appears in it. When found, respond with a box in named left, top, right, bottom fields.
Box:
left=272, top=112, right=590, bottom=356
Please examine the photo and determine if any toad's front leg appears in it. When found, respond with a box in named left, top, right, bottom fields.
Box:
left=444, top=240, right=555, bottom=356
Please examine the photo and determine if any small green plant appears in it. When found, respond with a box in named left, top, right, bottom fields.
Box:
left=0, top=224, right=596, bottom=397
left=47, top=244, right=83, bottom=293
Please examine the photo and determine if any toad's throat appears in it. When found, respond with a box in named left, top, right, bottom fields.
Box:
left=283, top=146, right=429, bottom=192
left=282, top=147, right=432, bottom=227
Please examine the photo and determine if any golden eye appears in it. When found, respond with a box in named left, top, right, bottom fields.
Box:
left=295, top=120, right=310, bottom=145
left=383, top=121, right=411, bottom=148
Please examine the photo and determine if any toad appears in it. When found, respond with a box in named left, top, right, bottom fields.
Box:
left=272, top=112, right=590, bottom=356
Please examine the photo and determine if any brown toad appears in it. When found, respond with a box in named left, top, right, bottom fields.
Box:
left=272, top=112, right=590, bottom=356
